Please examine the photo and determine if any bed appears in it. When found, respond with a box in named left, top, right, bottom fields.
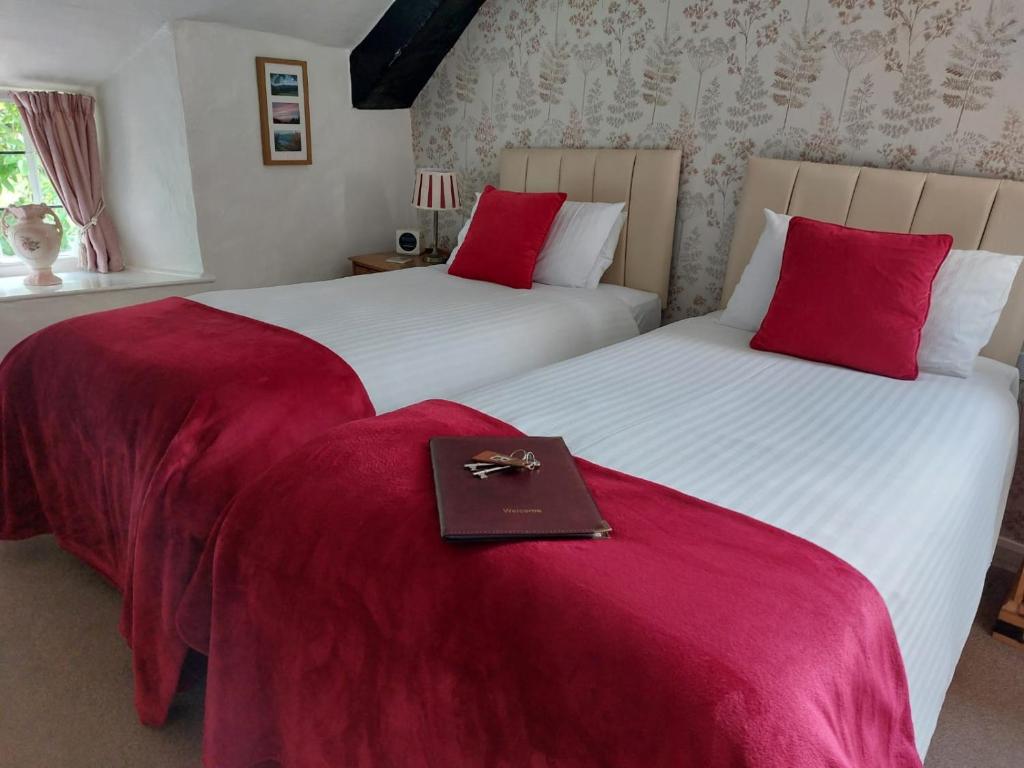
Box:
left=192, top=150, right=683, bottom=413
left=178, top=158, right=1024, bottom=767
left=0, top=147, right=681, bottom=726
left=192, top=267, right=660, bottom=413
left=459, top=312, right=1018, bottom=757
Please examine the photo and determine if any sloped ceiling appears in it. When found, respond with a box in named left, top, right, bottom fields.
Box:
left=1, top=0, right=396, bottom=86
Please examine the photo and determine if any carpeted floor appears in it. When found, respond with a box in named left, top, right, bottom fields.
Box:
left=0, top=537, right=203, bottom=768
left=1, top=536, right=1021, bottom=768
left=926, top=564, right=1024, bottom=768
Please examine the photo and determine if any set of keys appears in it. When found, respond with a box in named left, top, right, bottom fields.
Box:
left=464, top=449, right=542, bottom=479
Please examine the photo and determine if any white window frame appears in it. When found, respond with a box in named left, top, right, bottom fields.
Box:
left=0, top=91, right=80, bottom=277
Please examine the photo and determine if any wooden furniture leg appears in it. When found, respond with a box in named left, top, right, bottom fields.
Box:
left=994, top=560, right=1024, bottom=649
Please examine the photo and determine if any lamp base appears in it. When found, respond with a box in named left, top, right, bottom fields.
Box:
left=422, top=248, right=449, bottom=265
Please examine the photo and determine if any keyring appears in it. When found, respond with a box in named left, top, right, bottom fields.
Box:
left=509, top=449, right=541, bottom=470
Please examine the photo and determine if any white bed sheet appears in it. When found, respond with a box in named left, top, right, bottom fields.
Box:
left=596, top=283, right=662, bottom=333
left=191, top=267, right=640, bottom=413
left=457, top=311, right=1019, bottom=758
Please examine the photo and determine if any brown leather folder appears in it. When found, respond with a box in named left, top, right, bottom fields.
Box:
left=430, top=436, right=611, bottom=541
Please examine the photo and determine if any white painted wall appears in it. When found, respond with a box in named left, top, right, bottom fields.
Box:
left=172, top=20, right=415, bottom=288
left=0, top=19, right=416, bottom=358
left=100, top=26, right=203, bottom=275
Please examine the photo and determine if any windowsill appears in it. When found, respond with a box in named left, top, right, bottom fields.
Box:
left=0, top=268, right=215, bottom=303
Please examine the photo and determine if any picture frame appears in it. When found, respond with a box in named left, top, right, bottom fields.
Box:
left=255, top=57, right=312, bottom=166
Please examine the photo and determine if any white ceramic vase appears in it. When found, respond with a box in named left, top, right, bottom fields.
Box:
left=1, top=204, right=64, bottom=287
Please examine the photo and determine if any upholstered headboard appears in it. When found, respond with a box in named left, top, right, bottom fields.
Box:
left=722, top=157, right=1024, bottom=365
left=499, top=148, right=682, bottom=307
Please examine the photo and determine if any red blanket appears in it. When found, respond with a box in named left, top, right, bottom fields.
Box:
left=179, top=399, right=921, bottom=768
left=0, top=297, right=374, bottom=725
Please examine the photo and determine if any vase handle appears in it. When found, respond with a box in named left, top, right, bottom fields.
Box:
left=0, top=208, right=11, bottom=240
left=42, top=208, right=64, bottom=240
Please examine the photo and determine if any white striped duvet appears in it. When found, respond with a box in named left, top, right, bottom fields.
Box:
left=457, top=312, right=1019, bottom=758
left=191, top=266, right=642, bottom=413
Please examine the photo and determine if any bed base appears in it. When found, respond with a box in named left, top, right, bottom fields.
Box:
left=994, top=562, right=1024, bottom=650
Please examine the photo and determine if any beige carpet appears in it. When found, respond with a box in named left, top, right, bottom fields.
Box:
left=0, top=537, right=203, bottom=768
left=925, top=565, right=1024, bottom=767
left=1, top=536, right=1021, bottom=768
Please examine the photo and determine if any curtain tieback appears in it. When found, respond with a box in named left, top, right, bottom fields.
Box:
left=82, top=201, right=106, bottom=231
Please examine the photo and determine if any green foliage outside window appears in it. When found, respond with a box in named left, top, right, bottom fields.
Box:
left=0, top=100, right=76, bottom=259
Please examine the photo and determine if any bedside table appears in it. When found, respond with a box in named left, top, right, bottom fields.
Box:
left=995, top=561, right=1024, bottom=649
left=349, top=252, right=448, bottom=276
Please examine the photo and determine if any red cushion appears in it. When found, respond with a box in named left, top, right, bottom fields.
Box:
left=448, top=185, right=567, bottom=288
left=750, top=217, right=952, bottom=380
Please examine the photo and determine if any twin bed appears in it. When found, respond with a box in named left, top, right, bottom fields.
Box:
left=0, top=147, right=679, bottom=724
left=193, top=265, right=658, bottom=412
left=3, top=150, right=1023, bottom=766
left=458, top=312, right=1018, bottom=756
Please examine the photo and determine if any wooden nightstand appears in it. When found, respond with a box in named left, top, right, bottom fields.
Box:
left=349, top=252, right=448, bottom=276
left=995, top=561, right=1024, bottom=649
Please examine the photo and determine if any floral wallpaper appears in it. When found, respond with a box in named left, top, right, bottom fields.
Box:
left=410, top=0, right=1024, bottom=544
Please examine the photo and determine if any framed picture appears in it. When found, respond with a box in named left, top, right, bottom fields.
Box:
left=255, top=57, right=312, bottom=166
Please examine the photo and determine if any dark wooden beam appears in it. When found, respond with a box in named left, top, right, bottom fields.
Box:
left=350, top=0, right=485, bottom=110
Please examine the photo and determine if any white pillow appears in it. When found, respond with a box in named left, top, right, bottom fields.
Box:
left=919, top=249, right=1022, bottom=377
left=533, top=201, right=626, bottom=289
left=583, top=211, right=628, bottom=289
left=718, top=208, right=792, bottom=331
left=446, top=193, right=482, bottom=265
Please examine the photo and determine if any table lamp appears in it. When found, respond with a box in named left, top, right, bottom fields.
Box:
left=413, top=168, right=461, bottom=264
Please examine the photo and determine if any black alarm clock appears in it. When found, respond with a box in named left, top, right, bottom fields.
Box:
left=396, top=229, right=421, bottom=255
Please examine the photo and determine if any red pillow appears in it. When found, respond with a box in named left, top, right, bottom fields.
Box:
left=750, top=217, right=952, bottom=379
left=448, top=185, right=567, bottom=289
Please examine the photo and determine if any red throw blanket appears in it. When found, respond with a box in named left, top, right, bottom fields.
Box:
left=179, top=399, right=921, bottom=768
left=0, top=297, right=374, bottom=726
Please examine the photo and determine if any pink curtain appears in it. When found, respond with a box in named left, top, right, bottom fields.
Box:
left=12, top=91, right=123, bottom=273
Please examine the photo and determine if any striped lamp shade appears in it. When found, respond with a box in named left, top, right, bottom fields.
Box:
left=413, top=169, right=461, bottom=211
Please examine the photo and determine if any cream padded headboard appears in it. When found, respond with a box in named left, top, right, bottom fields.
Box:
left=722, top=157, right=1024, bottom=365
left=499, top=148, right=682, bottom=306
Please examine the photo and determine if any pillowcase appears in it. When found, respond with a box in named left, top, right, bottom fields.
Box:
left=448, top=185, right=567, bottom=288
left=447, top=193, right=482, bottom=264
left=919, top=249, right=1023, bottom=377
left=718, top=208, right=792, bottom=331
left=750, top=217, right=952, bottom=379
left=533, top=201, right=626, bottom=289
left=584, top=211, right=628, bottom=289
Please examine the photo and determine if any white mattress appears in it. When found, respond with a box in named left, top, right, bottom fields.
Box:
left=457, top=312, right=1020, bottom=757
left=191, top=267, right=642, bottom=413
left=594, top=283, right=662, bottom=333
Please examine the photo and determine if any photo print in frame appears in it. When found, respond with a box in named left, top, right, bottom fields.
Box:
left=256, top=57, right=312, bottom=165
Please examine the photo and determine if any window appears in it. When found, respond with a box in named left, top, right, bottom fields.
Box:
left=0, top=96, right=78, bottom=269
